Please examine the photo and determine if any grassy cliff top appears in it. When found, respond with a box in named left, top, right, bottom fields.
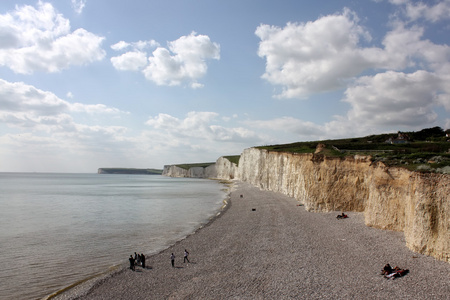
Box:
left=222, top=155, right=240, bottom=166
left=174, top=162, right=216, bottom=170
left=173, top=155, right=241, bottom=170
left=257, top=127, right=450, bottom=172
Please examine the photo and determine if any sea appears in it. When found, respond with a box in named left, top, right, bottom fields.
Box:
left=0, top=173, right=228, bottom=300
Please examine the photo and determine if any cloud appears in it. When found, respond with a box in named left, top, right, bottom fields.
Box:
left=0, top=2, right=105, bottom=74
left=0, top=79, right=126, bottom=131
left=110, top=41, right=130, bottom=51
left=343, top=70, right=445, bottom=127
left=0, top=78, right=135, bottom=171
left=390, top=0, right=450, bottom=22
left=110, top=51, right=148, bottom=71
left=382, top=22, right=450, bottom=72
left=245, top=117, right=325, bottom=138
left=146, top=111, right=260, bottom=143
left=69, top=103, right=127, bottom=114
left=243, top=69, right=449, bottom=141
left=255, top=5, right=450, bottom=100
left=255, top=4, right=450, bottom=138
left=71, top=0, right=87, bottom=14
left=0, top=80, right=69, bottom=116
left=111, top=32, right=220, bottom=88
left=110, top=40, right=159, bottom=51
left=255, top=9, right=387, bottom=98
left=144, top=32, right=220, bottom=88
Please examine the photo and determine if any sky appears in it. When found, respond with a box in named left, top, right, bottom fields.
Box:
left=0, top=0, right=449, bottom=173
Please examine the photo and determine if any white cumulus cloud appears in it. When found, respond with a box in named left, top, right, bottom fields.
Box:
left=110, top=40, right=159, bottom=51
left=255, top=9, right=387, bottom=98
left=390, top=0, right=450, bottom=22
left=255, top=4, right=450, bottom=136
left=382, top=22, right=450, bottom=72
left=0, top=79, right=126, bottom=131
left=0, top=2, right=105, bottom=74
left=144, top=32, right=220, bottom=88
left=110, top=51, right=148, bottom=71
left=146, top=111, right=259, bottom=143
left=71, top=0, right=87, bottom=14
left=343, top=70, right=444, bottom=126
left=111, top=32, right=220, bottom=88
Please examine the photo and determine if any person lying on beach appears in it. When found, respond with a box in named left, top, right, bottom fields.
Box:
left=383, top=266, right=409, bottom=279
left=336, top=212, right=348, bottom=219
left=381, top=263, right=392, bottom=275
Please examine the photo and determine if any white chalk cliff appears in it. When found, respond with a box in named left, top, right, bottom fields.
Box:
left=163, top=147, right=450, bottom=262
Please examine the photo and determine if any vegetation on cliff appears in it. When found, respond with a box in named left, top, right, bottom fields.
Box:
left=222, top=155, right=240, bottom=166
left=174, top=162, right=216, bottom=170
left=257, top=127, right=450, bottom=173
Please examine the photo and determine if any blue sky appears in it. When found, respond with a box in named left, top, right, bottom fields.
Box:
left=1, top=0, right=449, bottom=172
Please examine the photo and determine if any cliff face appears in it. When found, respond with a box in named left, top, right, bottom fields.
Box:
left=215, top=156, right=238, bottom=180
left=162, top=148, right=449, bottom=262
left=163, top=165, right=189, bottom=177
left=162, top=158, right=235, bottom=179
left=236, top=148, right=449, bottom=262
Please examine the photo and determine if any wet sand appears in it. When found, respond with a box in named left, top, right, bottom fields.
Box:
left=54, top=181, right=450, bottom=299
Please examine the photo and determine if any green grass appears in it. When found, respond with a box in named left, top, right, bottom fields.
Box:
left=223, top=155, right=240, bottom=166
left=174, top=156, right=240, bottom=170
left=175, top=162, right=216, bottom=170
left=256, top=128, right=450, bottom=173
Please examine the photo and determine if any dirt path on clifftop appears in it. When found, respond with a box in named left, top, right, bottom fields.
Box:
left=67, top=182, right=449, bottom=300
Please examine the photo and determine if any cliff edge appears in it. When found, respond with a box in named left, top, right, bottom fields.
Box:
left=237, top=147, right=449, bottom=262
left=163, top=148, right=449, bottom=262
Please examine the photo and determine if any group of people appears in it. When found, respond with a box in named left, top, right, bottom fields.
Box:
left=336, top=212, right=348, bottom=219
left=170, top=249, right=190, bottom=268
left=381, top=263, right=409, bottom=279
left=129, top=252, right=146, bottom=271
left=129, top=249, right=190, bottom=271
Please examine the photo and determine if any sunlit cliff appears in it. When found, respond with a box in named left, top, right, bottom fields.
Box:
left=163, top=147, right=450, bottom=262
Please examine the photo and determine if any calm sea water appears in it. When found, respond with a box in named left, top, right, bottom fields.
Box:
left=0, top=173, right=228, bottom=300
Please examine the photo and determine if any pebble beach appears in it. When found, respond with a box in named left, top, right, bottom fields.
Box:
left=53, top=181, right=450, bottom=300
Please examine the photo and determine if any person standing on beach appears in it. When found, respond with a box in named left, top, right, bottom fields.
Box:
left=129, top=255, right=135, bottom=271
left=171, top=253, right=175, bottom=268
left=184, top=249, right=190, bottom=263
left=141, top=253, right=146, bottom=269
left=134, top=252, right=140, bottom=266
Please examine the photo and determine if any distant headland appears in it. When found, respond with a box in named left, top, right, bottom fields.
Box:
left=97, top=168, right=163, bottom=175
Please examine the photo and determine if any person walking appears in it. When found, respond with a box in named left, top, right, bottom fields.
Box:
left=170, top=253, right=175, bottom=268
left=183, top=249, right=190, bottom=263
left=129, top=255, right=135, bottom=271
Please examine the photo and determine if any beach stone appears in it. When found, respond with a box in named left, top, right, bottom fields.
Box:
left=57, top=182, right=450, bottom=300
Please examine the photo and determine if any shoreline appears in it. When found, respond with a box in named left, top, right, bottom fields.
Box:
left=47, top=180, right=234, bottom=300
left=53, top=181, right=450, bottom=299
